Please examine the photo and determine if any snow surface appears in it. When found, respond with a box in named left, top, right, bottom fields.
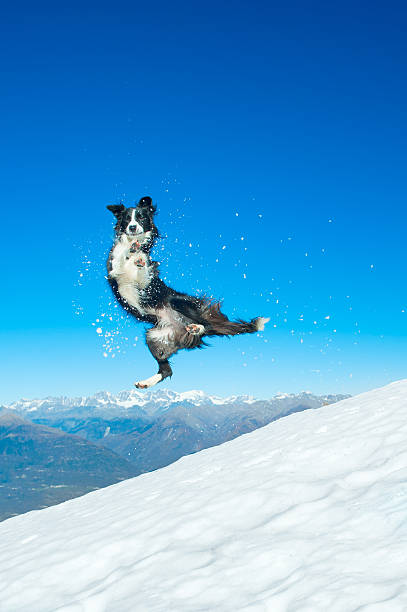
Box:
left=1, top=381, right=407, bottom=611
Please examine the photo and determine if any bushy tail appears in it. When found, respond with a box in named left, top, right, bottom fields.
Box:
left=201, top=300, right=270, bottom=338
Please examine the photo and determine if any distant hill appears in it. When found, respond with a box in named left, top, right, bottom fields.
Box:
left=0, top=411, right=138, bottom=522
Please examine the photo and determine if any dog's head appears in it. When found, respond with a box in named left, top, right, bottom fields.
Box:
left=107, top=196, right=158, bottom=240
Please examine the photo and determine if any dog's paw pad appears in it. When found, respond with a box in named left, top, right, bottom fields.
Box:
left=186, top=324, right=205, bottom=335
left=135, top=374, right=163, bottom=389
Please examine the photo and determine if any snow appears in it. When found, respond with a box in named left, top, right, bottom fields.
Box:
left=1, top=380, right=407, bottom=611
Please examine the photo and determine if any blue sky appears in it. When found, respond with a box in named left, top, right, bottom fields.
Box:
left=2, top=1, right=407, bottom=403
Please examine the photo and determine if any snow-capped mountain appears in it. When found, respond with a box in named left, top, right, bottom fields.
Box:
left=1, top=380, right=406, bottom=611
left=5, top=388, right=348, bottom=416
left=4, top=389, right=244, bottom=415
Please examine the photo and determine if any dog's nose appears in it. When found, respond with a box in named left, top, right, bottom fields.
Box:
left=128, top=225, right=138, bottom=233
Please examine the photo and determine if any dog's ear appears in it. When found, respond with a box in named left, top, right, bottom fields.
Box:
left=137, top=196, right=156, bottom=213
left=107, top=204, right=125, bottom=219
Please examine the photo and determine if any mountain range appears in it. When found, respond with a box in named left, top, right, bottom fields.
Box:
left=5, top=388, right=348, bottom=415
left=1, top=389, right=349, bottom=520
left=3, top=389, right=349, bottom=471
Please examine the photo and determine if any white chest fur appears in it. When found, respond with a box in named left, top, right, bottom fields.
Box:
left=109, top=236, right=153, bottom=314
left=117, top=280, right=146, bottom=314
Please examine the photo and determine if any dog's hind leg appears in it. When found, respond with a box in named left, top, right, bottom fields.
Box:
left=134, top=329, right=174, bottom=389
left=185, top=323, right=205, bottom=335
left=135, top=360, right=172, bottom=389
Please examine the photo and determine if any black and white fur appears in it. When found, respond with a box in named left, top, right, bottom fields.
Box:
left=107, top=196, right=269, bottom=388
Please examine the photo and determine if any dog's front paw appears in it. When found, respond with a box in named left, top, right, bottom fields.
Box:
left=129, top=241, right=141, bottom=253
left=134, top=256, right=146, bottom=268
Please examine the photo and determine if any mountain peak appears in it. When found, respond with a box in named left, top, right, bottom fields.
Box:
left=0, top=410, right=27, bottom=427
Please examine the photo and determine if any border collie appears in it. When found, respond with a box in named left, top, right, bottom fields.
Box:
left=107, top=196, right=269, bottom=388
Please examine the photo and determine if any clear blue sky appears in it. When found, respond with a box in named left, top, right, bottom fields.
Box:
left=2, top=1, right=407, bottom=403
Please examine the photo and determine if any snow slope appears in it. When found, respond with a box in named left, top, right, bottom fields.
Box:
left=1, top=381, right=407, bottom=611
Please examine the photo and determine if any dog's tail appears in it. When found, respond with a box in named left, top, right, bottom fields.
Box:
left=201, top=300, right=270, bottom=338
